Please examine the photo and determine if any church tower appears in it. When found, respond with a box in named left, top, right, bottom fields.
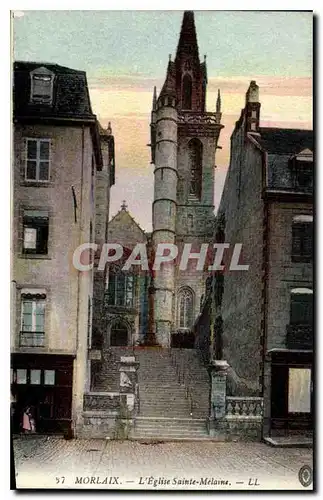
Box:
left=150, top=11, right=223, bottom=347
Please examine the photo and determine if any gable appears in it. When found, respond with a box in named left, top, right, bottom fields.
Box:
left=108, top=210, right=147, bottom=248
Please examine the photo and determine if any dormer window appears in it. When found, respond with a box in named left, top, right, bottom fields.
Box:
left=289, top=148, right=313, bottom=191
left=30, top=67, right=54, bottom=105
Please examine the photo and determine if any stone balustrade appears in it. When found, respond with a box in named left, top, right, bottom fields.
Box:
left=226, top=397, right=263, bottom=418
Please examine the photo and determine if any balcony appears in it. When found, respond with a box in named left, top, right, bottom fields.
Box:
left=286, top=324, right=313, bottom=350
left=19, top=331, right=45, bottom=347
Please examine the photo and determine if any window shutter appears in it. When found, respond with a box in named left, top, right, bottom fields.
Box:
left=292, top=224, right=302, bottom=259
left=290, top=293, right=313, bottom=325
left=303, top=223, right=313, bottom=259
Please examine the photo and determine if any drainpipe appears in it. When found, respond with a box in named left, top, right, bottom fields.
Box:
left=73, top=125, right=85, bottom=434
left=261, top=150, right=270, bottom=438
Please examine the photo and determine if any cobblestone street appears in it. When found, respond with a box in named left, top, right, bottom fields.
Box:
left=13, top=436, right=313, bottom=490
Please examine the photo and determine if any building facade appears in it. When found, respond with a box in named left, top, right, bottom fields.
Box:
left=196, top=80, right=313, bottom=439
left=11, top=61, right=114, bottom=435
left=150, top=11, right=223, bottom=347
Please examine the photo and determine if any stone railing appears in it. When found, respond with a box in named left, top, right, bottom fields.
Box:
left=178, top=111, right=221, bottom=125
left=226, top=397, right=263, bottom=418
left=83, top=392, right=120, bottom=412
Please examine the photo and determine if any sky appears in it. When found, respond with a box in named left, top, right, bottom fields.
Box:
left=13, top=10, right=313, bottom=231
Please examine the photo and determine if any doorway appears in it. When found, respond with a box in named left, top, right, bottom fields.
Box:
left=271, top=359, right=313, bottom=432
left=110, top=320, right=129, bottom=346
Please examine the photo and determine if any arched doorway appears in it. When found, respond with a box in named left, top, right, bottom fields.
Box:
left=110, top=320, right=129, bottom=347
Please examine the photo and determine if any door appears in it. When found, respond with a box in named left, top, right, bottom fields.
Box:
left=271, top=362, right=313, bottom=431
left=110, top=320, right=128, bottom=346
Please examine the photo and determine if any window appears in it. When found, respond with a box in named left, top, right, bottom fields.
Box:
left=25, top=138, right=50, bottom=182
left=20, top=291, right=46, bottom=347
left=44, top=370, right=55, bottom=385
left=290, top=289, right=313, bottom=325
left=188, top=138, right=203, bottom=200
left=187, top=214, right=193, bottom=231
left=23, top=210, right=49, bottom=254
left=16, top=369, right=27, bottom=384
left=290, top=150, right=313, bottom=191
left=11, top=369, right=56, bottom=386
left=182, top=74, right=192, bottom=110
left=178, top=287, right=194, bottom=329
left=292, top=216, right=313, bottom=263
left=288, top=368, right=312, bottom=413
left=30, top=67, right=54, bottom=104
left=107, top=272, right=134, bottom=307
left=30, top=369, right=41, bottom=385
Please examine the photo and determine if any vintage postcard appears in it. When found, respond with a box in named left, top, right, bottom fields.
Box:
left=10, top=7, right=314, bottom=491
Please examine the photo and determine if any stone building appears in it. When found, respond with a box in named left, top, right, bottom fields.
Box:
left=96, top=202, right=149, bottom=349
left=11, top=61, right=114, bottom=435
left=149, top=11, right=223, bottom=347
left=196, top=80, right=313, bottom=441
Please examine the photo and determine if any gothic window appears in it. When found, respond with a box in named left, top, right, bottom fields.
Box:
left=178, top=287, right=194, bottom=329
left=182, top=74, right=192, bottom=110
left=188, top=138, right=203, bottom=199
left=107, top=271, right=134, bottom=307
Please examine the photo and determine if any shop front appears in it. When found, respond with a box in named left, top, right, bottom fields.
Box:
left=269, top=350, right=313, bottom=434
left=11, top=354, right=74, bottom=435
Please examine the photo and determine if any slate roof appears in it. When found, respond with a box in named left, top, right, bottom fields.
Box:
left=259, top=127, right=313, bottom=155
left=13, top=61, right=95, bottom=120
left=257, top=127, right=314, bottom=193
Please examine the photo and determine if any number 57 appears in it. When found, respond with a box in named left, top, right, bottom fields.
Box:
left=56, top=477, right=65, bottom=484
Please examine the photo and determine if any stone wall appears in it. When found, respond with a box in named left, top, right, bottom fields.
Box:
left=266, top=201, right=313, bottom=351
left=218, top=128, right=264, bottom=396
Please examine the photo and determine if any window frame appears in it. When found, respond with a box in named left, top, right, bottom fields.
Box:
left=20, top=291, right=46, bottom=347
left=177, top=287, right=194, bottom=330
left=107, top=271, right=135, bottom=308
left=22, top=209, right=49, bottom=255
left=290, top=288, right=313, bottom=326
left=25, top=138, right=51, bottom=183
left=30, top=67, right=54, bottom=105
left=291, top=218, right=313, bottom=263
left=188, top=138, right=203, bottom=201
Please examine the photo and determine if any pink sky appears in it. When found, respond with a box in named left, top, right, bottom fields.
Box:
left=89, top=74, right=312, bottom=232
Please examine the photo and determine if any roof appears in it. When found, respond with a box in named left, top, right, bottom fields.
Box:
left=13, top=61, right=95, bottom=120
left=175, top=11, right=199, bottom=64
left=258, top=127, right=313, bottom=155
left=159, top=61, right=177, bottom=99
left=256, top=128, right=314, bottom=194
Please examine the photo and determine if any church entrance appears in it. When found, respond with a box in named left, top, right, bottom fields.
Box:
left=110, top=320, right=128, bottom=346
left=171, top=331, right=195, bottom=349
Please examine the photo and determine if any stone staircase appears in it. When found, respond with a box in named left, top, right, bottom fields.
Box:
left=130, top=347, right=210, bottom=440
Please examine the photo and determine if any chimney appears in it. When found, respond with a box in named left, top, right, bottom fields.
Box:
left=245, top=80, right=261, bottom=134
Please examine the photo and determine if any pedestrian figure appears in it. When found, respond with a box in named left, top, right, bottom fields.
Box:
left=22, top=406, right=36, bottom=434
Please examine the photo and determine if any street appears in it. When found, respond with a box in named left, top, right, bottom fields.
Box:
left=13, top=436, right=313, bottom=490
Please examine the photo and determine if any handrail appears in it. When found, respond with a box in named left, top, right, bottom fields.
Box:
left=172, top=349, right=195, bottom=416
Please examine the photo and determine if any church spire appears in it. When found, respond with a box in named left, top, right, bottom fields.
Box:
left=216, top=89, right=221, bottom=113
left=175, top=11, right=199, bottom=64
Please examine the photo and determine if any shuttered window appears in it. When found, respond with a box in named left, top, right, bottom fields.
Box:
left=292, top=222, right=313, bottom=263
left=290, top=292, right=313, bottom=325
